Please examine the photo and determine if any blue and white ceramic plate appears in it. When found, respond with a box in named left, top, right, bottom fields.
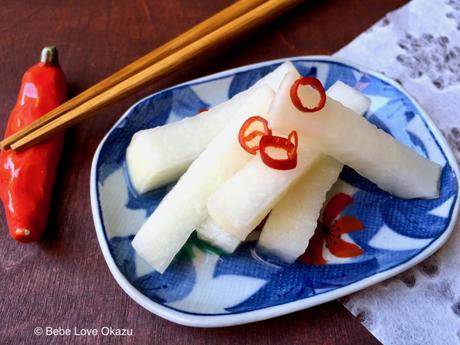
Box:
left=90, top=57, right=459, bottom=327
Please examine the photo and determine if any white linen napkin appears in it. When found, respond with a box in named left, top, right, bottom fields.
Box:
left=335, top=1, right=460, bottom=344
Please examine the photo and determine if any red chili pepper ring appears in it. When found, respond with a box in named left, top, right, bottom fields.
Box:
left=259, top=131, right=298, bottom=171
left=290, top=77, right=326, bottom=113
left=288, top=130, right=298, bottom=149
left=238, top=116, right=272, bottom=155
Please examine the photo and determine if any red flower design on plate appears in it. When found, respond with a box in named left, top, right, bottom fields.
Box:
left=301, top=192, right=365, bottom=265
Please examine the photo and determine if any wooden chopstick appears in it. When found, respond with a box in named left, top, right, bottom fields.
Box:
left=0, top=0, right=266, bottom=149
left=9, top=0, right=303, bottom=151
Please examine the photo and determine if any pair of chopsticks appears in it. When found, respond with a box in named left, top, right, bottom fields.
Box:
left=1, top=0, right=303, bottom=151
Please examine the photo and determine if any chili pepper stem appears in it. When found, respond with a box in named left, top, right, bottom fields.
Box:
left=40, top=46, right=59, bottom=66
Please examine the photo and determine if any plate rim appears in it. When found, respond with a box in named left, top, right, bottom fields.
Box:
left=90, top=55, right=460, bottom=327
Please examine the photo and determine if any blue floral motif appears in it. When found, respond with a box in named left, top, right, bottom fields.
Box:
left=408, top=131, right=429, bottom=157
left=95, top=58, right=459, bottom=317
left=124, top=172, right=173, bottom=216
left=171, top=86, right=209, bottom=118
left=293, top=64, right=318, bottom=78
left=367, top=113, right=393, bottom=135
left=228, top=65, right=280, bottom=98
left=132, top=249, right=196, bottom=304
left=324, top=63, right=358, bottom=89
left=360, top=75, right=398, bottom=98
left=216, top=243, right=379, bottom=312
left=110, top=235, right=197, bottom=304
left=342, top=164, right=456, bottom=243
left=110, top=236, right=138, bottom=283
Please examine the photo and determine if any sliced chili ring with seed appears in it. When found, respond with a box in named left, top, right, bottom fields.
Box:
left=238, top=116, right=272, bottom=155
left=290, top=77, right=326, bottom=113
left=259, top=131, right=298, bottom=170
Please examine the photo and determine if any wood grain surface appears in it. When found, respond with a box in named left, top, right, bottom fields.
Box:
left=0, top=1, right=406, bottom=344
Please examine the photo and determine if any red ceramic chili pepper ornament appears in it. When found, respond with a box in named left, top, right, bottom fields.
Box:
left=0, top=47, right=67, bottom=242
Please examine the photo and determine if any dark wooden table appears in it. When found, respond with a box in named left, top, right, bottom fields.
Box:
left=0, top=1, right=407, bottom=344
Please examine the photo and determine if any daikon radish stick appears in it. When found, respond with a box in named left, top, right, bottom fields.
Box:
left=126, top=62, right=297, bottom=194
left=207, top=143, right=320, bottom=240
left=257, top=156, right=342, bottom=263
left=270, top=75, right=442, bottom=199
left=126, top=101, right=241, bottom=194
left=132, top=86, right=275, bottom=273
left=257, top=81, right=370, bottom=263
left=206, top=76, right=371, bottom=246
